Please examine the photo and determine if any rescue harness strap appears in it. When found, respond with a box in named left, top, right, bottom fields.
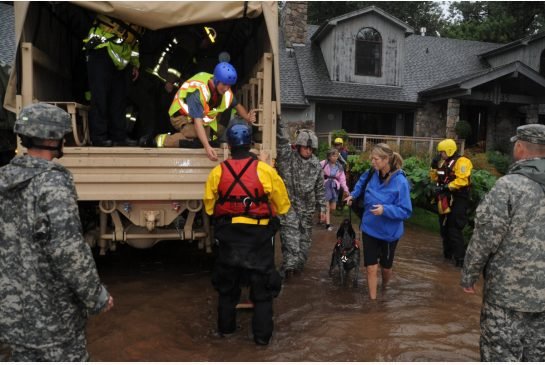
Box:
left=217, top=158, right=272, bottom=219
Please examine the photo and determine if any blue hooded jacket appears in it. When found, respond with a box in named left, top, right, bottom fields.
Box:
left=351, top=169, right=412, bottom=242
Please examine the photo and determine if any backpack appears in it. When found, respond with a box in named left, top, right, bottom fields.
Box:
left=350, top=169, right=374, bottom=220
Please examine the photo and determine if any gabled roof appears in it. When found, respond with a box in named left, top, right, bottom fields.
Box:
left=420, top=61, right=545, bottom=99
left=281, top=23, right=501, bottom=106
left=404, top=35, right=499, bottom=100
left=294, top=34, right=414, bottom=105
left=479, top=31, right=545, bottom=59
left=0, top=3, right=15, bottom=67
left=311, top=6, right=414, bottom=44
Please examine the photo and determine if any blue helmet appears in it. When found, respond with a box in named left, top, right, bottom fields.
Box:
left=226, top=122, right=251, bottom=147
left=213, top=62, right=237, bottom=85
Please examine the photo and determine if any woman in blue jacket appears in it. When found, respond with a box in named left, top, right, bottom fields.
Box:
left=346, top=143, right=412, bottom=300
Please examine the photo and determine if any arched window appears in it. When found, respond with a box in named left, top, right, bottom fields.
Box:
left=355, top=27, right=382, bottom=77
left=540, top=49, right=545, bottom=77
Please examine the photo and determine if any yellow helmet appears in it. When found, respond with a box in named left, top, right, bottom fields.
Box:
left=437, top=139, right=457, bottom=157
left=334, top=137, right=343, bottom=145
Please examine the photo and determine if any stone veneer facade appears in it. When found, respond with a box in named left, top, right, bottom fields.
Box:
left=281, top=2, right=308, bottom=47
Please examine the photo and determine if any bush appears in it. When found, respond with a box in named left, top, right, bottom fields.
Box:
left=346, top=154, right=371, bottom=190
left=455, top=120, right=472, bottom=140
left=331, top=129, right=348, bottom=143
left=403, top=156, right=435, bottom=209
left=486, top=150, right=511, bottom=175
left=317, top=141, right=329, bottom=161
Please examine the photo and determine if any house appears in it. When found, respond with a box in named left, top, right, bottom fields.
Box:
left=280, top=2, right=545, bottom=151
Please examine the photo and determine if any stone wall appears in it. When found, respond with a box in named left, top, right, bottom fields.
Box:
left=414, top=101, right=444, bottom=137
left=281, top=1, right=308, bottom=47
left=486, top=105, right=522, bottom=153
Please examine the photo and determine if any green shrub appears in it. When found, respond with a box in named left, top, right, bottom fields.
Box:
left=403, top=156, right=435, bottom=209
left=346, top=154, right=371, bottom=190
left=486, top=150, right=511, bottom=175
left=317, top=141, right=329, bottom=161
left=455, top=120, right=472, bottom=140
left=331, top=129, right=348, bottom=142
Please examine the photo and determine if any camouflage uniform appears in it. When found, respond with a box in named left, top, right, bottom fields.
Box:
left=0, top=61, right=16, bottom=167
left=461, top=124, right=545, bottom=362
left=275, top=119, right=326, bottom=273
left=0, top=104, right=110, bottom=361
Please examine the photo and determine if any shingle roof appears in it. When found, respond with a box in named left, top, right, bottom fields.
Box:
left=478, top=31, right=545, bottom=59
left=280, top=22, right=504, bottom=107
left=0, top=3, right=16, bottom=67
left=420, top=60, right=545, bottom=95
left=279, top=29, right=307, bottom=107
left=404, top=35, right=500, bottom=100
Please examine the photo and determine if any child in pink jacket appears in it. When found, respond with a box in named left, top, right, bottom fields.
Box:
left=320, top=148, right=349, bottom=231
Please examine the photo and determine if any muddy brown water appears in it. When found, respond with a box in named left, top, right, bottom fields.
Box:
left=87, top=215, right=482, bottom=361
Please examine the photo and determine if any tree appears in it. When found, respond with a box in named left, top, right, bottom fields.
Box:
left=307, top=1, right=447, bottom=37
left=443, top=2, right=545, bottom=43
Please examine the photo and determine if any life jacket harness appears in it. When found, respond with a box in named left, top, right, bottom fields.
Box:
left=436, top=154, right=470, bottom=192
left=214, top=157, right=273, bottom=220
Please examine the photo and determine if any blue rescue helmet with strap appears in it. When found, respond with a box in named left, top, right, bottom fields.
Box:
left=226, top=122, right=251, bottom=147
left=213, top=62, right=237, bottom=86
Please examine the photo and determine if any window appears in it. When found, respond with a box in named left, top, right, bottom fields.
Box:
left=355, top=28, right=382, bottom=77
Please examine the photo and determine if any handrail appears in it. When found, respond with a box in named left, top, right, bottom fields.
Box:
left=317, top=132, right=465, bottom=156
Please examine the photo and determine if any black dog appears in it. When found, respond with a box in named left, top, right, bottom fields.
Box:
left=329, top=218, right=360, bottom=287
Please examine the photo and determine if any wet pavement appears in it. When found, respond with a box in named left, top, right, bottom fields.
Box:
left=87, top=215, right=482, bottom=361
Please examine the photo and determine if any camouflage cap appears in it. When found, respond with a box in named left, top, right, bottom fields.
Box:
left=510, top=124, right=545, bottom=145
left=14, top=103, right=72, bottom=140
left=295, top=129, right=318, bottom=149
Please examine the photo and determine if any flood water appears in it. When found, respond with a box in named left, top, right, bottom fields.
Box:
left=87, top=215, right=482, bottom=361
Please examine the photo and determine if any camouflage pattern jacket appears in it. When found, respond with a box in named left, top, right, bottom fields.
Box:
left=275, top=120, right=326, bottom=216
left=0, top=156, right=109, bottom=348
left=461, top=157, right=545, bottom=312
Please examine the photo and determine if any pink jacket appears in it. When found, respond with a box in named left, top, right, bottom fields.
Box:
left=320, top=161, right=349, bottom=192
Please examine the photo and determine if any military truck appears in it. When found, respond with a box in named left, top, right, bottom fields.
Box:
left=4, top=2, right=280, bottom=255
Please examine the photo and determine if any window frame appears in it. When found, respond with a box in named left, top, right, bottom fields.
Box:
left=354, top=27, right=382, bottom=77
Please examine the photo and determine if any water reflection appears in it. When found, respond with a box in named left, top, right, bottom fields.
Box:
left=87, top=222, right=481, bottom=361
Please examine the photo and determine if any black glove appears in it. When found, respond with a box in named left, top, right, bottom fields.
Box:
left=434, top=185, right=449, bottom=195
left=431, top=154, right=441, bottom=169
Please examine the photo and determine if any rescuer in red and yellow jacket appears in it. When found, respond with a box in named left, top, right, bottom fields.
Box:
left=429, top=138, right=473, bottom=267
left=203, top=121, right=290, bottom=346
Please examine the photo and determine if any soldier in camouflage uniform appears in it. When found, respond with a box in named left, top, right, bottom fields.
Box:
left=275, top=118, right=326, bottom=279
left=0, top=103, right=114, bottom=361
left=0, top=61, right=16, bottom=167
left=461, top=124, right=545, bottom=362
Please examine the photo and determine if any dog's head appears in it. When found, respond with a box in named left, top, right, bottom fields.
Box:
left=336, top=219, right=356, bottom=239
left=336, top=219, right=356, bottom=249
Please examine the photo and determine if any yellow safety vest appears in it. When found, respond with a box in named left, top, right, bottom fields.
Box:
left=83, top=15, right=141, bottom=70
left=168, top=72, right=234, bottom=132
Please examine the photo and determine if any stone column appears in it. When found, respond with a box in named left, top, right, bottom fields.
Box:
left=525, top=104, right=539, bottom=124
left=281, top=2, right=308, bottom=47
left=446, top=98, right=460, bottom=138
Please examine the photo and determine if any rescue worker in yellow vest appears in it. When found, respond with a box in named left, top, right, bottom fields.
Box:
left=156, top=62, right=256, bottom=161
left=83, top=14, right=143, bottom=147
left=204, top=122, right=290, bottom=345
left=430, top=139, right=473, bottom=267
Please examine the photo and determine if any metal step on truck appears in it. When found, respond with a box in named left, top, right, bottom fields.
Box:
left=4, top=1, right=280, bottom=255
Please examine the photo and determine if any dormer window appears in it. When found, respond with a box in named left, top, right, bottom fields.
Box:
left=355, top=27, right=382, bottom=77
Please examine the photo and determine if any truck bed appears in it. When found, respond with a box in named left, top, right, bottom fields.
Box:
left=60, top=146, right=226, bottom=201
